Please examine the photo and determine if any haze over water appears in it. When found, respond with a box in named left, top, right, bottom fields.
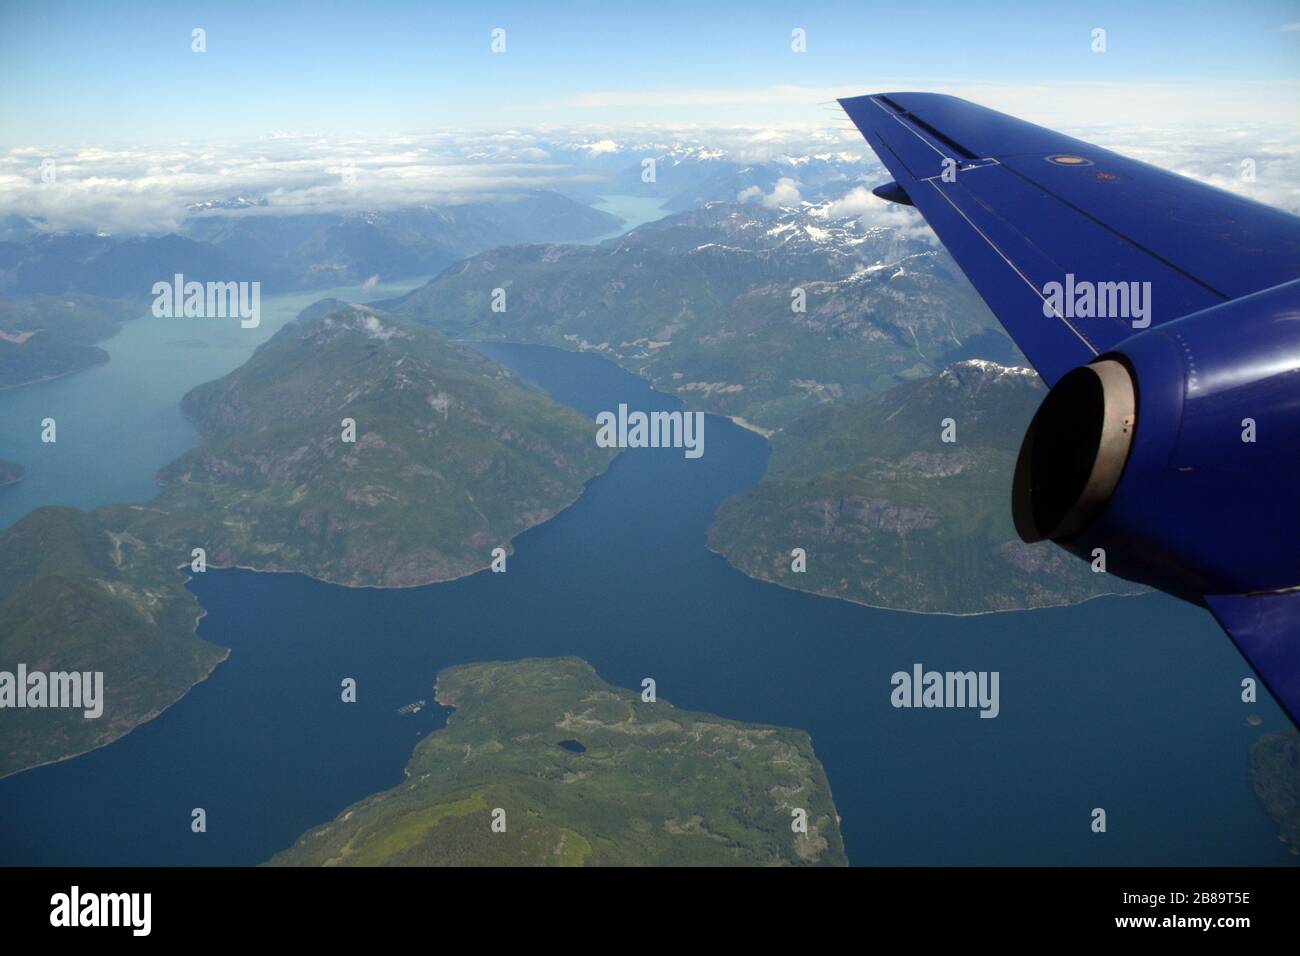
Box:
left=0, top=275, right=432, bottom=530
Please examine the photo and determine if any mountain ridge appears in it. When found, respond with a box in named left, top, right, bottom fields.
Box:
left=707, top=359, right=1146, bottom=614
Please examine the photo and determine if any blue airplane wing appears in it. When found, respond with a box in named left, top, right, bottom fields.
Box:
left=1206, top=592, right=1300, bottom=726
left=838, top=92, right=1300, bottom=385
left=842, top=92, right=1300, bottom=727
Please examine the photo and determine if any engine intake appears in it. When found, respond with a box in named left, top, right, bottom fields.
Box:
left=1012, top=359, right=1136, bottom=542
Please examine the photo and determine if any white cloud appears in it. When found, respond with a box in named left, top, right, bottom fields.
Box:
left=739, top=176, right=803, bottom=209
left=2, top=112, right=1296, bottom=235
left=1073, top=124, right=1300, bottom=214
left=575, top=139, right=622, bottom=155
left=0, top=132, right=609, bottom=234
left=765, top=177, right=802, bottom=208
left=818, top=186, right=938, bottom=245
left=822, top=186, right=878, bottom=219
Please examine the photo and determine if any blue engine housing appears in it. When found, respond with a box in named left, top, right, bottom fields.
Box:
left=1013, top=278, right=1300, bottom=602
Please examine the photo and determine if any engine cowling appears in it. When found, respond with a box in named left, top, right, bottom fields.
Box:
left=1011, top=278, right=1300, bottom=599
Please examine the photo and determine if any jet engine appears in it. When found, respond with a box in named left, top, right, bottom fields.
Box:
left=1011, top=278, right=1300, bottom=601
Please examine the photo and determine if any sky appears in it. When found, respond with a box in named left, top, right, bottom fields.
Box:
left=2, top=0, right=1299, bottom=144
left=1, top=1, right=1298, bottom=233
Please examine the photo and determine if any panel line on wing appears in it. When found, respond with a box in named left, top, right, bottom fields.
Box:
left=925, top=179, right=1101, bottom=356
left=995, top=160, right=1233, bottom=304
left=871, top=96, right=950, bottom=162
left=918, top=158, right=1001, bottom=182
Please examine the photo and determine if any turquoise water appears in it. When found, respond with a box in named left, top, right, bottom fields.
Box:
left=0, top=276, right=431, bottom=529
left=0, top=341, right=1292, bottom=866
left=572, top=194, right=672, bottom=244
left=0, top=195, right=664, bottom=526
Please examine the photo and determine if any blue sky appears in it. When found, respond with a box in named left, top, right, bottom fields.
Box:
left=2, top=0, right=1298, bottom=144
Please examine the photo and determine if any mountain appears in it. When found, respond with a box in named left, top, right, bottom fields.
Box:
left=543, top=143, right=760, bottom=203
left=551, top=144, right=873, bottom=211
left=0, top=232, right=284, bottom=299
left=0, top=213, right=41, bottom=242
left=130, top=305, right=614, bottom=587
left=388, top=201, right=1010, bottom=430
left=269, top=658, right=847, bottom=866
left=184, top=197, right=267, bottom=213
left=180, top=192, right=621, bottom=289
left=0, top=506, right=226, bottom=780
left=659, top=155, right=875, bottom=212
left=708, top=360, right=1146, bottom=613
left=0, top=193, right=621, bottom=299
left=0, top=294, right=141, bottom=389
left=0, top=304, right=617, bottom=776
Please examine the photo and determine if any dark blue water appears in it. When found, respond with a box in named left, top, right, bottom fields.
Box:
left=0, top=344, right=1291, bottom=866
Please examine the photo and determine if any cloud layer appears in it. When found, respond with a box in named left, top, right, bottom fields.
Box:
left=2, top=115, right=1296, bottom=235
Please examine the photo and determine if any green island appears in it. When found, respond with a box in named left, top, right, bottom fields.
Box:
left=1249, top=730, right=1300, bottom=855
left=0, top=306, right=614, bottom=778
left=269, top=658, right=847, bottom=866
left=707, top=360, right=1145, bottom=614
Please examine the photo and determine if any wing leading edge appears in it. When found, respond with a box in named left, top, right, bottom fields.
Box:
left=838, top=92, right=1300, bottom=386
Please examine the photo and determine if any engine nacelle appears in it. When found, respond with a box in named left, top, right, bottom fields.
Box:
left=1012, top=278, right=1300, bottom=600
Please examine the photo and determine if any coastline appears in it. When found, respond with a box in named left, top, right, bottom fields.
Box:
left=0, top=456, right=617, bottom=779
left=703, top=540, right=1149, bottom=618
left=460, top=337, right=783, bottom=441
left=726, top=415, right=777, bottom=439
left=0, top=354, right=108, bottom=392
left=0, top=639, right=230, bottom=783
left=187, top=451, right=617, bottom=591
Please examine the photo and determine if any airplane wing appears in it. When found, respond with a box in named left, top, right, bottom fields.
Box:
left=1206, top=592, right=1300, bottom=725
left=838, top=92, right=1300, bottom=385
left=841, top=92, right=1300, bottom=728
